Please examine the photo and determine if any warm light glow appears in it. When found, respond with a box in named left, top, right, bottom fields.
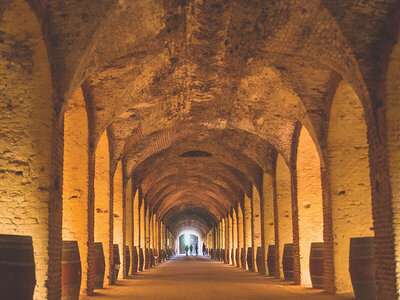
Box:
left=185, top=234, right=190, bottom=246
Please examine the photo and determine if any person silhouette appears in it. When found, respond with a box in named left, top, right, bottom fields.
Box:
left=189, top=244, right=193, bottom=255
left=195, top=244, right=198, bottom=256
left=202, top=243, right=206, bottom=256
left=185, top=244, right=189, bottom=256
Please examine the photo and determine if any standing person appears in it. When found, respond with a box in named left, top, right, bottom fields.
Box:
left=195, top=244, right=198, bottom=256
left=190, top=244, right=193, bottom=255
left=202, top=243, right=206, bottom=256
left=185, top=244, right=189, bottom=256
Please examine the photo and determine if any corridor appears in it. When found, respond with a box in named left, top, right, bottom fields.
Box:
left=81, top=256, right=352, bottom=300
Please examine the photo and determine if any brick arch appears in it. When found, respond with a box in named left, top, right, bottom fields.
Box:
left=124, top=131, right=273, bottom=185
left=327, top=79, right=374, bottom=293
left=145, top=173, right=245, bottom=209
left=77, top=2, right=374, bottom=167
left=384, top=29, right=400, bottom=298
left=62, top=87, right=89, bottom=295
left=0, top=0, right=57, bottom=298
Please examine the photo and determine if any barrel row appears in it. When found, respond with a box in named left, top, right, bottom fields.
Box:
left=208, top=236, right=376, bottom=300
left=0, top=234, right=176, bottom=300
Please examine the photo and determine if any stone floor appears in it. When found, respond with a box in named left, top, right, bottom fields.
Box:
left=81, top=255, right=354, bottom=300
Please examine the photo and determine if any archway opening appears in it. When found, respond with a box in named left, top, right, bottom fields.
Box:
left=62, top=87, right=88, bottom=295
left=94, top=131, right=111, bottom=283
left=178, top=232, right=200, bottom=255
left=328, top=80, right=373, bottom=294
left=297, top=126, right=324, bottom=286
left=0, top=1, right=53, bottom=298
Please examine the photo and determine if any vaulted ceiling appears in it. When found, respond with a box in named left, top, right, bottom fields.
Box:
left=16, top=0, right=399, bottom=237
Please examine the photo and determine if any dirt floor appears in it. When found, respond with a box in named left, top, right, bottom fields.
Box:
left=81, top=255, right=355, bottom=300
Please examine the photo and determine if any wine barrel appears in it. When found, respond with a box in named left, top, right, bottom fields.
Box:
left=150, top=249, right=155, bottom=267
left=256, top=246, right=263, bottom=274
left=0, top=234, right=35, bottom=300
left=310, top=242, right=324, bottom=289
left=231, top=248, right=235, bottom=266
left=113, top=244, right=120, bottom=283
left=138, top=248, right=144, bottom=271
left=125, top=246, right=130, bottom=277
left=236, top=248, right=240, bottom=267
left=282, top=244, right=294, bottom=281
left=145, top=248, right=150, bottom=269
left=241, top=248, right=246, bottom=270
left=247, top=247, right=253, bottom=271
left=349, top=237, right=377, bottom=300
left=62, top=241, right=81, bottom=300
left=93, top=243, right=105, bottom=289
left=132, top=246, right=138, bottom=273
left=267, top=245, right=275, bottom=277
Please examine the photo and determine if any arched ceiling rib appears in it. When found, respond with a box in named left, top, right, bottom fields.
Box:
left=22, top=0, right=398, bottom=238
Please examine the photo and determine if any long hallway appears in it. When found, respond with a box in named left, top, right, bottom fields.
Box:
left=81, top=256, right=353, bottom=300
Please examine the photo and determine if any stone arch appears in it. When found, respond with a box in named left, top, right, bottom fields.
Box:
left=296, top=126, right=324, bottom=286
left=328, top=79, right=373, bottom=294
left=94, top=130, right=111, bottom=285
left=384, top=30, right=400, bottom=297
left=276, top=154, right=292, bottom=279
left=113, top=160, right=123, bottom=277
left=0, top=0, right=55, bottom=298
left=62, top=87, right=89, bottom=295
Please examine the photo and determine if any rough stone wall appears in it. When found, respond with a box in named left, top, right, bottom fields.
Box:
left=0, top=1, right=54, bottom=298
left=62, top=88, right=89, bottom=295
left=328, top=80, right=373, bottom=294
left=125, top=179, right=133, bottom=276
left=263, top=173, right=275, bottom=275
left=145, top=205, right=150, bottom=266
left=297, top=127, right=324, bottom=286
left=113, top=162, right=123, bottom=276
left=276, top=155, right=292, bottom=279
left=228, top=215, right=233, bottom=264
left=384, top=32, right=400, bottom=298
left=252, top=186, right=262, bottom=272
left=140, top=195, right=145, bottom=249
left=94, top=131, right=110, bottom=283
left=237, top=204, right=244, bottom=268
left=133, top=189, right=140, bottom=248
left=232, top=209, right=238, bottom=266
left=244, top=193, right=252, bottom=270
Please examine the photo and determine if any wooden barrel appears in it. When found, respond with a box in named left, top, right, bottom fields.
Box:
left=150, top=249, right=155, bottom=267
left=221, top=249, right=226, bottom=263
left=247, top=247, right=253, bottom=271
left=93, top=242, right=105, bottom=289
left=236, top=248, right=240, bottom=267
left=310, top=242, right=324, bottom=289
left=0, top=234, right=36, bottom=300
left=138, top=248, right=144, bottom=271
left=125, top=246, right=130, bottom=277
left=349, top=237, right=377, bottom=300
left=241, top=248, right=246, bottom=269
left=132, top=246, right=138, bottom=273
left=145, top=248, right=150, bottom=269
left=256, top=246, right=263, bottom=274
left=267, top=245, right=275, bottom=277
left=62, top=241, right=81, bottom=300
left=282, top=243, right=294, bottom=281
left=113, top=244, right=120, bottom=282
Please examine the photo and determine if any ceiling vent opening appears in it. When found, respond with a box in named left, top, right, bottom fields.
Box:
left=180, top=150, right=212, bottom=158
